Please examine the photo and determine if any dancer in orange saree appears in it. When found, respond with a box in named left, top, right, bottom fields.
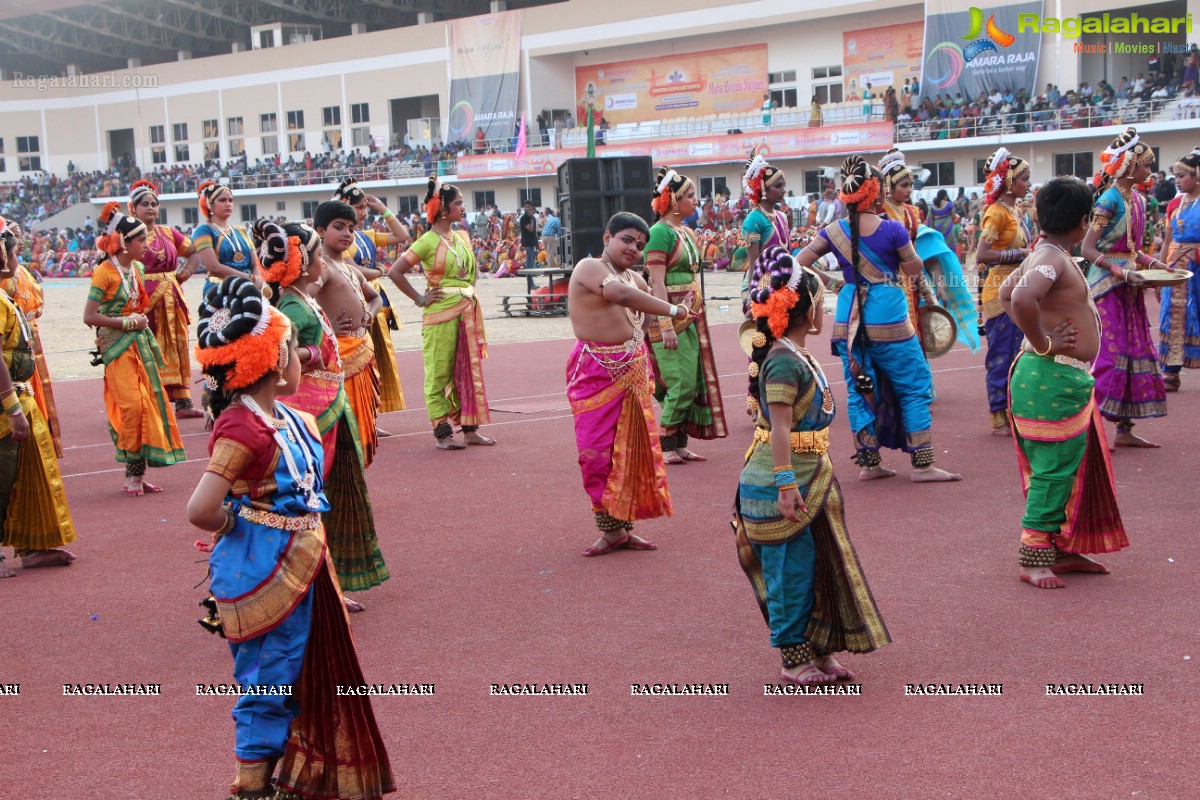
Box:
left=566, top=213, right=687, bottom=556
left=189, top=276, right=394, bottom=800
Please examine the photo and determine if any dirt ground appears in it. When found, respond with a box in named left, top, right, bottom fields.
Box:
left=36, top=269, right=757, bottom=379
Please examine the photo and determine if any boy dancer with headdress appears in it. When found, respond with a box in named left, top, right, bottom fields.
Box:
left=312, top=200, right=384, bottom=468
left=189, top=276, right=394, bottom=799
left=83, top=202, right=186, bottom=495
left=566, top=212, right=691, bottom=556
left=0, top=217, right=76, bottom=576
left=1000, top=177, right=1129, bottom=589
left=254, top=219, right=388, bottom=611
left=1081, top=127, right=1169, bottom=446
left=334, top=177, right=412, bottom=420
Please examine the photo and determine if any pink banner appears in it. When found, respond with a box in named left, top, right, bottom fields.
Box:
left=454, top=123, right=896, bottom=179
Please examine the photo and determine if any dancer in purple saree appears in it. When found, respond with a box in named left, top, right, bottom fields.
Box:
left=1080, top=128, right=1169, bottom=447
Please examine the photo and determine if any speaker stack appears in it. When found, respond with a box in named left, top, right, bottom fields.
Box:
left=557, top=156, right=654, bottom=267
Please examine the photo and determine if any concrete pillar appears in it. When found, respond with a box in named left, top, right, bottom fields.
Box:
left=417, top=11, right=435, bottom=25
left=490, top=1, right=508, bottom=11
left=127, top=58, right=142, bottom=69
left=177, top=50, right=192, bottom=61
left=351, top=22, right=367, bottom=35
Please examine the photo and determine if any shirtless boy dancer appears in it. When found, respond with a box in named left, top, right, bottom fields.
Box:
left=1000, top=177, right=1129, bottom=589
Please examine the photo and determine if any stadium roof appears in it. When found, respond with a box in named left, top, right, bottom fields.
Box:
left=0, top=0, right=561, bottom=77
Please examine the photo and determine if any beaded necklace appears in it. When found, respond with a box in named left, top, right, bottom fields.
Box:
left=776, top=337, right=835, bottom=414
left=112, top=257, right=140, bottom=308
left=437, top=228, right=469, bottom=279
left=599, top=254, right=645, bottom=352
left=212, top=221, right=248, bottom=265
left=328, top=256, right=371, bottom=327
left=239, top=396, right=323, bottom=510
left=1174, top=191, right=1200, bottom=237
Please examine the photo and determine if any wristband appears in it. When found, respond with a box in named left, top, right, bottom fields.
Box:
left=383, top=209, right=395, bottom=219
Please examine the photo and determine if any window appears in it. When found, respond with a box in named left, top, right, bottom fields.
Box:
left=184, top=207, right=199, bottom=226
left=18, top=156, right=41, bottom=171
left=228, top=138, right=245, bottom=157
left=287, top=110, right=304, bottom=130
left=227, top=117, right=244, bottom=136
left=288, top=132, right=304, bottom=152
left=260, top=113, right=277, bottom=133
left=351, top=127, right=371, bottom=147
left=350, top=102, right=369, bottom=124
left=769, top=70, right=797, bottom=84
left=920, top=160, right=955, bottom=187
left=174, top=144, right=190, bottom=162
left=1, top=138, right=5, bottom=154
left=1053, top=152, right=1094, bottom=180
left=698, top=176, right=730, bottom=200
left=149, top=125, right=165, bottom=144
left=394, top=195, right=419, bottom=214
left=151, top=146, right=166, bottom=164
left=473, top=190, right=496, bottom=209
left=262, top=135, right=279, bottom=155
left=974, top=158, right=990, bottom=184
left=240, top=204, right=258, bottom=222
left=803, top=169, right=822, bottom=195
left=770, top=88, right=798, bottom=109
left=302, top=200, right=321, bottom=219
left=16, top=136, right=39, bottom=153
left=812, top=65, right=843, bottom=80
left=157, top=208, right=168, bottom=225
left=812, top=65, right=844, bottom=105
left=203, top=119, right=218, bottom=139
left=324, top=129, right=343, bottom=149
left=203, top=141, right=220, bottom=161
left=172, top=123, right=188, bottom=142
left=276, top=201, right=286, bottom=212
left=519, top=187, right=543, bottom=206
left=322, top=106, right=341, bottom=127
left=0, top=159, right=5, bottom=172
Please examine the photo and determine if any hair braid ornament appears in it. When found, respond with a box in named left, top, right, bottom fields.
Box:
left=195, top=276, right=292, bottom=391
left=837, top=155, right=880, bottom=212
left=1100, top=127, right=1154, bottom=181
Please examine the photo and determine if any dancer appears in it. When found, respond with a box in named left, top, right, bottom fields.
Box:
left=1, top=223, right=64, bottom=456
left=735, top=246, right=890, bottom=684
left=878, top=148, right=980, bottom=354
left=646, top=165, right=727, bottom=463
left=1081, top=128, right=1169, bottom=446
left=335, top=177, right=412, bottom=418
left=1000, top=177, right=1128, bottom=589
left=188, top=276, right=394, bottom=800
left=254, top=220, right=389, bottom=611
left=193, top=181, right=259, bottom=295
left=128, top=179, right=203, bottom=418
left=741, top=156, right=790, bottom=267
left=1157, top=146, right=1200, bottom=390
left=566, top=212, right=688, bottom=557
left=975, top=148, right=1033, bottom=435
left=312, top=200, right=384, bottom=468
left=794, top=156, right=960, bottom=482
left=388, top=176, right=494, bottom=450
left=82, top=202, right=186, bottom=495
left=0, top=217, right=76, bottom=576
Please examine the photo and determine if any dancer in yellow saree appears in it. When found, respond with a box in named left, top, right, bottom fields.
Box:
left=83, top=202, right=185, bottom=496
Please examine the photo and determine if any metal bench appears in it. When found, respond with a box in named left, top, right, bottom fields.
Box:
left=499, top=294, right=568, bottom=317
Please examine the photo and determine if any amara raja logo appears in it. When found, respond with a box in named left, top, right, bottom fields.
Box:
left=925, top=7, right=1015, bottom=88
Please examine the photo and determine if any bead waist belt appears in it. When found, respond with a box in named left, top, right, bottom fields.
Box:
left=442, top=286, right=477, bottom=299
left=236, top=506, right=321, bottom=531
left=305, top=369, right=344, bottom=383
left=1025, top=350, right=1091, bottom=372
left=751, top=426, right=830, bottom=454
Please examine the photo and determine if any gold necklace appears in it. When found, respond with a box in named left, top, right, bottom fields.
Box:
left=600, top=254, right=645, bottom=338
left=1175, top=191, right=1200, bottom=236
left=776, top=337, right=834, bottom=413
left=665, top=221, right=700, bottom=272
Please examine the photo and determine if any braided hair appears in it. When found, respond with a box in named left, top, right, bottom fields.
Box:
left=252, top=219, right=292, bottom=298
left=424, top=175, right=460, bottom=225
left=837, top=156, right=882, bottom=284
left=746, top=245, right=822, bottom=404
left=333, top=176, right=367, bottom=206
left=195, top=276, right=291, bottom=417
left=651, top=165, right=693, bottom=219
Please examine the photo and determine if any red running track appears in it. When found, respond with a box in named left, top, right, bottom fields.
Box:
left=2, top=321, right=1196, bottom=798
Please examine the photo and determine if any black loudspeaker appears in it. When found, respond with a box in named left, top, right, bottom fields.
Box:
left=565, top=228, right=606, bottom=264
left=560, top=193, right=605, bottom=230
left=558, top=158, right=601, bottom=194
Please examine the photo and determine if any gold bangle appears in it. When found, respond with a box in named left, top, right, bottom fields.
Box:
left=1033, top=335, right=1052, bottom=356
left=776, top=483, right=799, bottom=492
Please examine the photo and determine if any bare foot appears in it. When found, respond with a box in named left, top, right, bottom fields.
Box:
left=780, top=662, right=836, bottom=686
left=1019, top=566, right=1066, bottom=589
left=911, top=467, right=963, bottom=482
left=377, top=427, right=395, bottom=438
left=344, top=596, right=366, bottom=613
left=20, top=549, right=76, bottom=568
left=816, top=654, right=856, bottom=681
left=175, top=406, right=205, bottom=419
left=991, top=425, right=1012, bottom=437
left=0, top=559, right=15, bottom=578
left=1115, top=431, right=1160, bottom=448
left=664, top=452, right=686, bottom=465
left=619, top=533, right=657, bottom=551
left=436, top=436, right=466, bottom=450
left=1051, top=553, right=1110, bottom=575
left=141, top=482, right=164, bottom=494
left=583, top=532, right=627, bottom=557
left=675, top=448, right=707, bottom=462
left=858, top=465, right=897, bottom=481
left=124, top=476, right=144, bottom=497
left=463, top=430, right=497, bottom=446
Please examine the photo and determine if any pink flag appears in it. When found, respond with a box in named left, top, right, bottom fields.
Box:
left=515, top=113, right=527, bottom=158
